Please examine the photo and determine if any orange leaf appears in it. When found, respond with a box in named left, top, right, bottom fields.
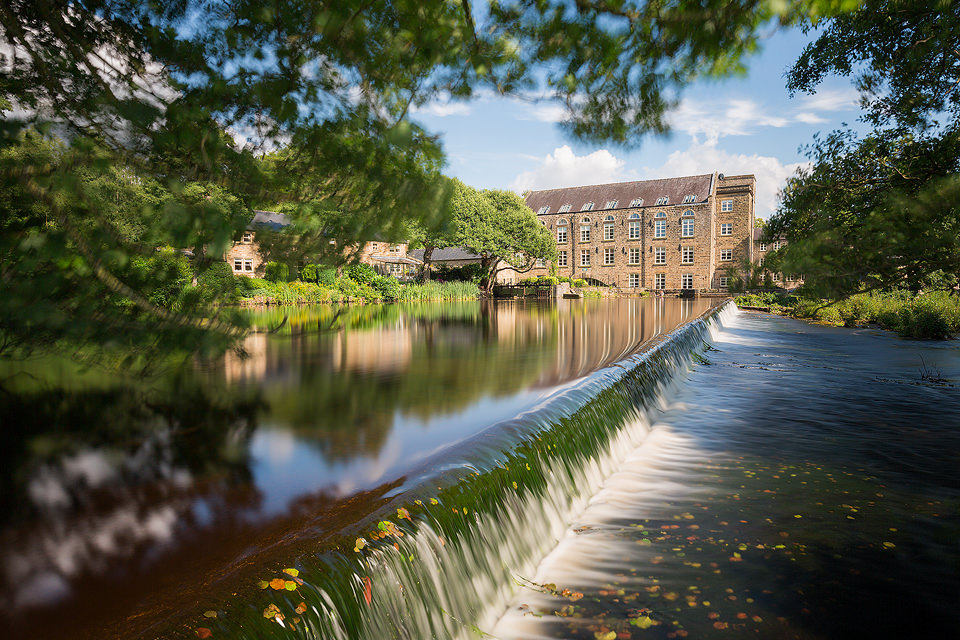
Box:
left=196, top=629, right=212, bottom=639
left=269, top=578, right=286, bottom=590
left=363, top=576, right=372, bottom=606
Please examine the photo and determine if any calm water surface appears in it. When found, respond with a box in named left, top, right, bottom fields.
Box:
left=0, top=297, right=715, bottom=639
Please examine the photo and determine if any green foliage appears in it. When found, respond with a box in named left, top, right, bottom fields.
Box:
left=317, top=268, right=338, bottom=287
left=346, top=263, right=377, bottom=286
left=398, top=282, right=480, bottom=301
left=572, top=279, right=587, bottom=288
left=197, top=261, right=237, bottom=303
left=372, top=275, right=401, bottom=302
left=299, top=264, right=319, bottom=283
left=263, top=262, right=291, bottom=283
left=433, top=263, right=484, bottom=283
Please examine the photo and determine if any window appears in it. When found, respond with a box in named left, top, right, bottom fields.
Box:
left=604, top=247, right=615, bottom=265
left=720, top=248, right=733, bottom=261
left=558, top=203, right=572, bottom=213
left=720, top=223, right=733, bottom=236
left=773, top=241, right=782, bottom=250
left=629, top=247, right=641, bottom=264
left=605, top=200, right=618, bottom=209
left=681, top=274, right=694, bottom=289
left=655, top=273, right=665, bottom=289
left=654, top=219, right=666, bottom=238
left=389, top=263, right=403, bottom=276
left=654, top=247, right=665, bottom=264
left=758, top=256, right=764, bottom=266
left=535, top=257, right=546, bottom=268
left=719, top=276, right=729, bottom=288
left=233, top=258, right=242, bottom=271
left=557, top=250, right=568, bottom=267
left=241, top=231, right=254, bottom=243
left=603, top=215, right=615, bottom=240
left=537, top=206, right=551, bottom=215
left=628, top=273, right=640, bottom=288
left=243, top=259, right=253, bottom=272
left=629, top=198, right=643, bottom=208
left=721, top=199, right=733, bottom=212
left=681, top=218, right=694, bottom=237
left=580, top=249, right=591, bottom=266
left=581, top=202, right=595, bottom=211
left=654, top=211, right=666, bottom=217
left=681, top=246, right=694, bottom=264
left=656, top=196, right=668, bottom=205
left=370, top=242, right=379, bottom=251
left=682, top=194, right=696, bottom=203
left=580, top=220, right=591, bottom=242
left=758, top=242, right=767, bottom=251
left=557, top=221, right=568, bottom=243
left=628, top=213, right=641, bottom=239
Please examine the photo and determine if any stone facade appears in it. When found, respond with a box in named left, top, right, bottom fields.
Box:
left=753, top=229, right=804, bottom=289
left=523, top=173, right=755, bottom=292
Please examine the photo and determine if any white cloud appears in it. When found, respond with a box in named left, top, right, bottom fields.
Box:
left=509, top=145, right=631, bottom=193
left=410, top=101, right=472, bottom=117
left=517, top=103, right=568, bottom=123
left=643, top=140, right=808, bottom=218
left=796, top=87, right=860, bottom=112
left=795, top=111, right=827, bottom=124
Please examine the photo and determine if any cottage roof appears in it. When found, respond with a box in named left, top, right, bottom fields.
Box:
left=250, top=210, right=291, bottom=230
left=524, top=174, right=714, bottom=215
left=409, top=247, right=481, bottom=261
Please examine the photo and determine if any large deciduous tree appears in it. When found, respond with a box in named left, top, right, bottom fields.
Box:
left=451, top=181, right=555, bottom=292
left=768, top=0, right=960, bottom=297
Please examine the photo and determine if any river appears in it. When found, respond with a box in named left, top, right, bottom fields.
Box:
left=1, top=299, right=958, bottom=639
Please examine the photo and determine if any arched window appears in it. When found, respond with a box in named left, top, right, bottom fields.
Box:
left=580, top=217, right=591, bottom=242
left=603, top=215, right=615, bottom=241
left=629, top=198, right=643, bottom=208
left=556, top=219, right=568, bottom=243
left=654, top=211, right=666, bottom=218
left=628, top=212, right=641, bottom=239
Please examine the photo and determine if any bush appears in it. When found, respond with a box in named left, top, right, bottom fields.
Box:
left=197, top=261, right=236, bottom=302
left=372, top=275, right=401, bottom=301
left=317, top=268, right=337, bottom=287
left=263, top=261, right=290, bottom=283
left=346, top=263, right=377, bottom=285
left=300, top=263, right=318, bottom=283
left=572, top=278, right=587, bottom=288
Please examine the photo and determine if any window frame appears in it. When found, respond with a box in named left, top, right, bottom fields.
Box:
left=681, top=273, right=694, bottom=289
left=603, top=215, right=615, bottom=241
left=629, top=198, right=643, bottom=208
left=581, top=202, right=595, bottom=211
left=720, top=248, right=733, bottom=261
left=654, top=247, right=666, bottom=265
left=720, top=223, right=733, bottom=236
left=654, top=219, right=666, bottom=238
left=628, top=247, right=641, bottom=265
left=681, top=246, right=694, bottom=264
left=603, top=247, right=615, bottom=265
left=720, top=199, right=733, bottom=212
left=628, top=273, right=640, bottom=288
left=655, top=273, right=665, bottom=289
left=580, top=248, right=591, bottom=266
left=557, top=250, right=568, bottom=267
left=655, top=196, right=668, bottom=205
left=681, top=217, right=694, bottom=238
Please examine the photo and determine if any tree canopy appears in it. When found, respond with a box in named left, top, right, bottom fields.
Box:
left=769, top=0, right=960, bottom=297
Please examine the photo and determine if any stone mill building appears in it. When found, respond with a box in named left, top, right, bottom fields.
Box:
left=523, top=173, right=755, bottom=292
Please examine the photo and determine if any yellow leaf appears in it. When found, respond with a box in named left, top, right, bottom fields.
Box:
left=284, top=581, right=297, bottom=591
left=594, top=632, right=616, bottom=640
left=258, top=580, right=269, bottom=589
left=203, top=610, right=217, bottom=618
left=283, top=567, right=299, bottom=578
left=631, top=615, right=654, bottom=629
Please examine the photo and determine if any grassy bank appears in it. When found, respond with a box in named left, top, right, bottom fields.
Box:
left=735, top=290, right=960, bottom=339
left=237, top=276, right=479, bottom=305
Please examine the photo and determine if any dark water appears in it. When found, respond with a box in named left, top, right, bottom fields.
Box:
left=0, top=297, right=715, bottom=639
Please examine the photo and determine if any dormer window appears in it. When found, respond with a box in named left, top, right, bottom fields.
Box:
left=241, top=231, right=254, bottom=243
left=581, top=202, right=595, bottom=211
left=682, top=194, right=697, bottom=203
left=656, top=196, right=668, bottom=205
left=558, top=204, right=572, bottom=213
left=537, top=206, right=551, bottom=215
left=605, top=200, right=618, bottom=209
left=629, top=198, right=643, bottom=208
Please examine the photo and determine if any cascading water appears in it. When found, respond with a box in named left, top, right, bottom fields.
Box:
left=201, top=303, right=738, bottom=639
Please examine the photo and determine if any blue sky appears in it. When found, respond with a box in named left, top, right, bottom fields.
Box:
left=409, top=25, right=864, bottom=220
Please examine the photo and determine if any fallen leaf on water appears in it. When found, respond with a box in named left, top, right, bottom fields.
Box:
left=263, top=604, right=283, bottom=621
left=354, top=538, right=367, bottom=552
left=397, top=508, right=411, bottom=520
left=284, top=581, right=297, bottom=591
left=258, top=580, right=269, bottom=589
left=295, top=602, right=307, bottom=614
left=202, top=610, right=217, bottom=618
left=594, top=631, right=616, bottom=640
left=269, top=578, right=286, bottom=590
left=630, top=615, right=654, bottom=629
left=283, top=568, right=299, bottom=578
left=195, top=628, right=212, bottom=639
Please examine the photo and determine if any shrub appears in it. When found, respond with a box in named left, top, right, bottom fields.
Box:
left=300, top=263, right=318, bottom=283
left=346, top=263, right=377, bottom=285
left=263, top=261, right=290, bottom=283
left=572, top=278, right=587, bottom=288
left=317, top=268, right=337, bottom=287
left=372, top=275, right=401, bottom=301
left=538, top=275, right=559, bottom=286
left=197, top=261, right=236, bottom=302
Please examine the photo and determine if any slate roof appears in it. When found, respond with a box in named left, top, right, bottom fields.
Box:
left=250, top=210, right=292, bottom=230
left=409, top=247, right=481, bottom=261
left=524, top=174, right=714, bottom=216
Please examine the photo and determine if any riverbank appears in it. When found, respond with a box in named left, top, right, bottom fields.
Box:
left=735, top=290, right=960, bottom=339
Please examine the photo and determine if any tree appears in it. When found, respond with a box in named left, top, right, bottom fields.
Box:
left=451, top=182, right=555, bottom=292
left=769, top=0, right=960, bottom=298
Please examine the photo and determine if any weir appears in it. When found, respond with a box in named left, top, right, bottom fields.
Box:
left=201, top=302, right=737, bottom=639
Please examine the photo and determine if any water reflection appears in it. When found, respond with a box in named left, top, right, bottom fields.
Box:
left=0, top=297, right=717, bottom=639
